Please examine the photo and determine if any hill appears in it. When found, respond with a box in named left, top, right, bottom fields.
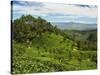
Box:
left=63, top=29, right=97, bottom=51
left=52, top=22, right=97, bottom=30
left=12, top=15, right=97, bottom=74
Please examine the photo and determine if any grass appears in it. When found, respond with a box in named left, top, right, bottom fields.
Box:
left=12, top=33, right=97, bottom=74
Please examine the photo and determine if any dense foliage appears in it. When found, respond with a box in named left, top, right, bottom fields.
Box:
left=12, top=15, right=97, bottom=74
left=63, top=30, right=97, bottom=51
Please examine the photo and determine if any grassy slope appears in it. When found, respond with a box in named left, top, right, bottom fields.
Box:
left=12, top=33, right=97, bottom=74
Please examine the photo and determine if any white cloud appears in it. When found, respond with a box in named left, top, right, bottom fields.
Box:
left=43, top=3, right=97, bottom=17
left=13, top=2, right=97, bottom=17
left=12, top=1, right=97, bottom=24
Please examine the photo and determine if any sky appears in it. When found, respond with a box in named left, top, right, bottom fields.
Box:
left=11, top=1, right=97, bottom=24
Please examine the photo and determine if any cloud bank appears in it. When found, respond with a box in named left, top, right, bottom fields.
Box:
left=12, top=1, right=97, bottom=24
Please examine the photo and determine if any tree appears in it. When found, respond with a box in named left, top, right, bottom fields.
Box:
left=13, top=15, right=57, bottom=42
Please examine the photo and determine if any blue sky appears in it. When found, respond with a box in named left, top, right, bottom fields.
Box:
left=12, top=1, right=97, bottom=24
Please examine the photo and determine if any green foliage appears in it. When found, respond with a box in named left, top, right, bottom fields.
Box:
left=64, top=30, right=97, bottom=51
left=13, top=15, right=56, bottom=43
left=12, top=15, right=97, bottom=74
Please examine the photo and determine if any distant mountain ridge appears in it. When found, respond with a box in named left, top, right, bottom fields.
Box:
left=51, top=22, right=97, bottom=30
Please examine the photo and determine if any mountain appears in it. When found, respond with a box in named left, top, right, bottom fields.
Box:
left=52, top=22, right=97, bottom=30
left=12, top=15, right=97, bottom=74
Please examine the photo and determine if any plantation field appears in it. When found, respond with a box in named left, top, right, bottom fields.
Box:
left=12, top=15, right=97, bottom=74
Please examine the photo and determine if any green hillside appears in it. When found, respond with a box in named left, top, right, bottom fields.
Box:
left=12, top=15, right=97, bottom=74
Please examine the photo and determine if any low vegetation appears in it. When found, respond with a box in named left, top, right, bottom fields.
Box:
left=12, top=15, right=97, bottom=74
